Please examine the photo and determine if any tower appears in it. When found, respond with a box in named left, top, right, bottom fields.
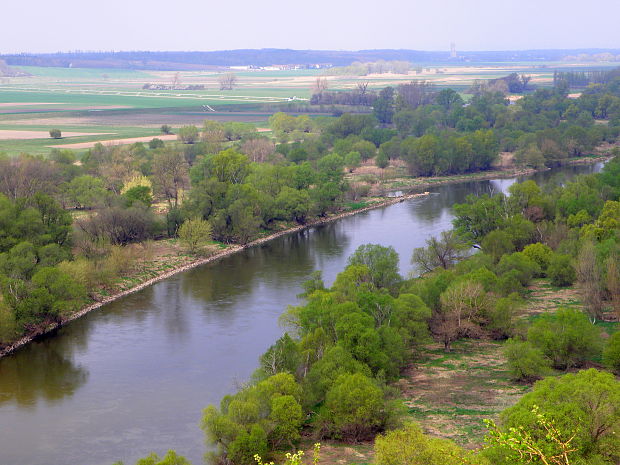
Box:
left=450, top=42, right=457, bottom=59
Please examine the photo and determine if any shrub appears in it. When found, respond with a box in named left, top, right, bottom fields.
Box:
left=149, top=138, right=165, bottom=149
left=603, top=332, right=620, bottom=374
left=504, top=339, right=551, bottom=382
left=527, top=308, right=603, bottom=369
left=322, top=373, right=385, bottom=440
left=500, top=369, right=620, bottom=464
left=496, top=252, right=540, bottom=287
left=547, top=253, right=576, bottom=287
left=375, top=422, right=473, bottom=465
left=178, top=218, right=213, bottom=254
left=522, top=242, right=553, bottom=273
left=49, top=129, right=62, bottom=139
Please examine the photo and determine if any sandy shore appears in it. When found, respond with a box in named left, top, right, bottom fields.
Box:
left=0, top=191, right=429, bottom=358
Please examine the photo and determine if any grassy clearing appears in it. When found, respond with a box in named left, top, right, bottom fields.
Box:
left=394, top=280, right=601, bottom=448
left=397, top=340, right=527, bottom=448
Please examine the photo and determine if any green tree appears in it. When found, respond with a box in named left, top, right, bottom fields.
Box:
left=411, top=230, right=469, bottom=274
left=65, top=175, right=107, bottom=209
left=499, top=369, right=620, bottom=464
left=268, top=395, right=303, bottom=448
left=177, top=125, right=199, bottom=144
left=178, top=218, right=212, bottom=254
left=547, top=254, right=576, bottom=287
left=527, top=308, right=603, bottom=369
left=49, top=129, right=62, bottom=139
left=603, top=332, right=620, bottom=375
left=344, top=151, right=362, bottom=172
left=504, top=339, right=551, bottom=382
left=375, top=151, right=389, bottom=170
left=323, top=372, right=385, bottom=440
left=348, top=244, right=401, bottom=289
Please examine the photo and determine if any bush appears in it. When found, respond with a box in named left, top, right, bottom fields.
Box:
left=603, top=332, right=620, bottom=374
left=504, top=339, right=551, bottom=382
left=375, top=422, right=473, bottom=465
left=547, top=254, right=576, bottom=287
left=522, top=242, right=553, bottom=273
left=496, top=252, right=540, bottom=287
left=178, top=218, right=213, bottom=254
left=177, top=125, right=199, bottom=144
left=322, top=373, right=385, bottom=440
left=49, top=129, right=62, bottom=139
left=527, top=308, right=603, bottom=369
left=500, top=369, right=620, bottom=464
left=149, top=138, right=165, bottom=149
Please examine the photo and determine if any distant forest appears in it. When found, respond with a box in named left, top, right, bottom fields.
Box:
left=3, top=48, right=620, bottom=70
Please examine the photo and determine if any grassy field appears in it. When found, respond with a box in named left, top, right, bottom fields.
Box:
left=1, top=60, right=616, bottom=156
left=397, top=279, right=618, bottom=448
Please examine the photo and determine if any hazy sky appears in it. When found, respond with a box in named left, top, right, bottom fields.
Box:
left=2, top=0, right=619, bottom=53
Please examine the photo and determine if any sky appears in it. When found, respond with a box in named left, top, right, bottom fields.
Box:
left=2, top=0, right=619, bottom=54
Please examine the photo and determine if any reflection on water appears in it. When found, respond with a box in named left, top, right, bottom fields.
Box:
left=0, top=341, right=88, bottom=408
left=0, top=163, right=604, bottom=465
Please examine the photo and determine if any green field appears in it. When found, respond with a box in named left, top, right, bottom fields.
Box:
left=1, top=60, right=613, bottom=157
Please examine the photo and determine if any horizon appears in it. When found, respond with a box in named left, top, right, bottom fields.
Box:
left=4, top=46, right=620, bottom=55
left=2, top=0, right=619, bottom=54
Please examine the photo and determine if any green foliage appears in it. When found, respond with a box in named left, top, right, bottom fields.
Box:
left=130, top=450, right=192, bottom=465
left=177, top=125, right=199, bottom=144
left=504, top=339, right=551, bottom=382
left=64, top=175, right=107, bottom=209
left=496, top=252, right=540, bottom=287
left=527, top=308, right=603, bottom=369
left=522, top=243, right=553, bottom=273
left=123, top=185, right=153, bottom=207
left=602, top=331, right=620, bottom=374
left=321, top=372, right=385, bottom=440
left=547, top=254, right=576, bottom=287
left=177, top=218, right=212, bottom=254
left=49, top=128, right=62, bottom=139
left=375, top=422, right=477, bottom=465
left=201, top=373, right=303, bottom=464
left=347, top=244, right=401, bottom=289
left=499, top=369, right=620, bottom=464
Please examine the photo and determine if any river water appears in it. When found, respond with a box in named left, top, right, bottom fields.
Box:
left=0, top=163, right=603, bottom=465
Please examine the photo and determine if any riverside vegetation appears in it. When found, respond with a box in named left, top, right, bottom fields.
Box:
left=3, top=73, right=620, bottom=349
left=115, top=155, right=620, bottom=465
left=1, top=72, right=620, bottom=464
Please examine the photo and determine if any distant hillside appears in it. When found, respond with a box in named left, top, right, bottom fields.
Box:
left=3, top=48, right=620, bottom=70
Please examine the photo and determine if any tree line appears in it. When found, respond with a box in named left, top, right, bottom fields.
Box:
left=195, top=156, right=620, bottom=465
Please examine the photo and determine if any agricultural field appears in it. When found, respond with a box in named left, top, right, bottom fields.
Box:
left=1, top=60, right=617, bottom=156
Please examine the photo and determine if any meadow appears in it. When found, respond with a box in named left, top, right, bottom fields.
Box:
left=1, top=60, right=616, bottom=156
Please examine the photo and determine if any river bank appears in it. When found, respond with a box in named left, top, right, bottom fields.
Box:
left=375, top=154, right=612, bottom=194
left=1, top=154, right=612, bottom=359
left=0, top=190, right=431, bottom=359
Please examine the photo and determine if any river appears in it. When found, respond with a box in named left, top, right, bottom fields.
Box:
left=0, top=163, right=604, bottom=465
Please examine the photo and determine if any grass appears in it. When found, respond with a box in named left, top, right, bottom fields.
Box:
left=396, top=339, right=527, bottom=448
left=0, top=123, right=161, bottom=155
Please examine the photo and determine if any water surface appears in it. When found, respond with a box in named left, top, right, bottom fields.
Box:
left=0, top=163, right=603, bottom=465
